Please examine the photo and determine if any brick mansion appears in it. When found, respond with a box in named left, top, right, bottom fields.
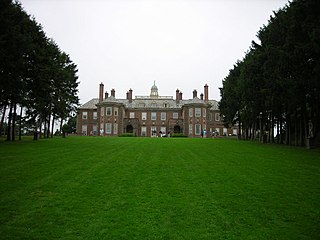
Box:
left=76, top=82, right=237, bottom=137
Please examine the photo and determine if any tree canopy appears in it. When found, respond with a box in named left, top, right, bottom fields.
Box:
left=219, top=0, right=320, bottom=146
left=0, top=0, right=79, bottom=140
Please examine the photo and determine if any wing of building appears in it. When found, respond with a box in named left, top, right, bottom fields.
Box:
left=76, top=82, right=238, bottom=137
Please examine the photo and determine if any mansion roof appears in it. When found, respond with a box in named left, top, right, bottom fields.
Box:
left=79, top=97, right=219, bottom=111
left=79, top=82, right=219, bottom=111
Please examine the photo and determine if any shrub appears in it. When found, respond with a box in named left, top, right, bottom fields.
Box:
left=118, top=133, right=136, bottom=137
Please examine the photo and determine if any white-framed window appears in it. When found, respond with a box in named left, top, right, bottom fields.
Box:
left=130, top=112, right=135, bottom=118
left=93, top=111, right=97, bottom=119
left=114, top=123, right=118, bottom=135
left=93, top=125, right=98, bottom=135
left=106, top=123, right=112, bottom=134
left=195, top=124, right=201, bottom=135
left=160, top=127, right=166, bottom=135
left=223, top=128, right=228, bottom=136
left=215, top=113, right=220, bottom=122
left=151, top=126, right=157, bottom=137
left=100, top=123, right=104, bottom=135
left=82, top=125, right=87, bottom=135
left=161, top=112, right=166, bottom=121
left=173, top=112, right=178, bottom=119
left=151, top=112, right=157, bottom=120
left=141, top=126, right=147, bottom=136
left=82, top=112, right=87, bottom=119
left=189, top=108, right=193, bottom=117
left=164, top=103, right=169, bottom=108
left=233, top=128, right=238, bottom=136
left=114, top=107, right=118, bottom=116
left=195, top=108, right=201, bottom=117
left=142, top=112, right=147, bottom=120
left=189, top=124, right=193, bottom=135
left=101, top=107, right=104, bottom=116
left=203, top=108, right=206, bottom=117
left=106, top=107, right=112, bottom=116
left=215, top=128, right=220, bottom=135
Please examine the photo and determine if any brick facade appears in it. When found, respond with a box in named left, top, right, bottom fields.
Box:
left=76, top=82, right=237, bottom=137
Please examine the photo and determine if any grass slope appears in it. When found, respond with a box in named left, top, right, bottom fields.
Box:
left=0, top=137, right=319, bottom=239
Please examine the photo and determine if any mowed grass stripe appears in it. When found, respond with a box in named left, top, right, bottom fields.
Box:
left=0, top=137, right=319, bottom=239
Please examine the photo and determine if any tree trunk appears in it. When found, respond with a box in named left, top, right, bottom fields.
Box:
left=6, top=103, right=13, bottom=141
left=19, top=106, right=23, bottom=141
left=51, top=116, right=55, bottom=138
left=60, top=118, right=64, bottom=134
left=0, top=104, right=7, bottom=136
left=47, top=115, right=51, bottom=138
left=11, top=103, right=17, bottom=141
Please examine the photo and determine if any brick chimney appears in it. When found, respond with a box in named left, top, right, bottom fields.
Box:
left=204, top=84, right=209, bottom=101
left=129, top=88, right=133, bottom=103
left=200, top=93, right=204, bottom=100
left=179, top=92, right=183, bottom=101
left=105, top=91, right=108, bottom=99
left=111, top=89, right=115, bottom=97
left=193, top=89, right=197, bottom=98
left=99, top=82, right=104, bottom=103
left=176, top=89, right=180, bottom=103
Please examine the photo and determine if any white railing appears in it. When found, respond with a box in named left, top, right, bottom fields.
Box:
left=135, top=95, right=173, bottom=99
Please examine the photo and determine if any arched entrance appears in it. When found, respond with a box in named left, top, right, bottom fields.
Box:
left=174, top=125, right=181, bottom=133
left=126, top=125, right=133, bottom=133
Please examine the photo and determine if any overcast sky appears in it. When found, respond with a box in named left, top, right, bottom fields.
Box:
left=20, top=0, right=288, bottom=104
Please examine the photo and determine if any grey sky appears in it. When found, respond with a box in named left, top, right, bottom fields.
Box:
left=20, top=0, right=288, bottom=104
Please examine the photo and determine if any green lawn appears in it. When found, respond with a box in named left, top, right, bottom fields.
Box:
left=0, top=137, right=319, bottom=239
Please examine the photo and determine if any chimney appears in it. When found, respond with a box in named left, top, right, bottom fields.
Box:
left=126, top=91, right=129, bottom=100
left=99, top=82, right=104, bottom=103
left=105, top=91, right=108, bottom=99
left=111, top=89, right=115, bottom=97
left=176, top=89, right=180, bottom=102
left=129, top=88, right=133, bottom=103
left=200, top=93, right=204, bottom=100
left=179, top=92, right=183, bottom=101
left=193, top=89, right=197, bottom=98
left=204, top=84, right=209, bottom=101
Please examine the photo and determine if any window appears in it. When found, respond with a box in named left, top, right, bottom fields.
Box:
left=215, top=113, right=220, bottom=122
left=106, top=123, right=112, bottom=134
left=151, top=126, right=157, bottom=137
left=130, top=112, right=135, bottom=118
left=114, top=123, right=118, bottom=135
left=114, top=107, right=118, bottom=116
left=82, top=112, right=87, bottom=119
left=223, top=128, right=228, bottom=136
left=93, top=111, right=97, bottom=119
left=139, top=103, right=145, bottom=108
left=195, top=108, right=201, bottom=117
left=151, top=112, right=157, bottom=120
left=101, top=107, right=104, bottom=116
left=160, top=127, right=166, bottom=135
left=151, top=102, right=157, bottom=108
left=173, top=112, right=178, bottom=119
left=100, top=123, right=104, bottom=134
left=106, top=107, right=112, bottom=116
left=203, top=108, right=206, bottom=117
left=195, top=124, right=201, bottom=135
left=82, top=125, right=87, bottom=135
left=164, top=103, right=168, bottom=108
left=189, top=124, right=193, bottom=135
left=93, top=125, right=98, bottom=135
left=141, top=127, right=147, bottom=136
left=161, top=112, right=166, bottom=120
left=189, top=108, right=193, bottom=117
left=142, top=112, right=147, bottom=120
left=233, top=128, right=238, bottom=136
